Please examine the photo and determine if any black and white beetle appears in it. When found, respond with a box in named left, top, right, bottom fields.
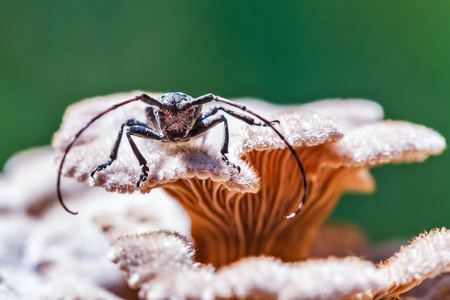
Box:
left=57, top=92, right=307, bottom=219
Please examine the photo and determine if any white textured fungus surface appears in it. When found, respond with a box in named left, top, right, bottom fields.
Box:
left=109, top=232, right=389, bottom=300
left=0, top=146, right=193, bottom=300
left=235, top=109, right=344, bottom=154
left=331, top=121, right=446, bottom=166
left=212, top=256, right=387, bottom=300
left=299, top=99, right=384, bottom=129
left=376, top=228, right=450, bottom=298
left=108, top=231, right=198, bottom=289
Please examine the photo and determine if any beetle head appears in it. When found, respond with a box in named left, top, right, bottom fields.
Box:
left=156, top=93, right=202, bottom=142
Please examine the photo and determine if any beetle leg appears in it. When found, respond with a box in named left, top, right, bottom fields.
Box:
left=57, top=95, right=157, bottom=215
left=91, top=119, right=151, bottom=177
left=126, top=125, right=164, bottom=187
left=189, top=114, right=240, bottom=172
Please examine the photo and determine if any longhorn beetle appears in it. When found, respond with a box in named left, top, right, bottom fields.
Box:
left=57, top=92, right=307, bottom=219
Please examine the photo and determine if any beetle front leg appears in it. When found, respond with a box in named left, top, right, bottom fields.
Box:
left=126, top=125, right=164, bottom=187
left=91, top=119, right=150, bottom=177
left=189, top=114, right=240, bottom=172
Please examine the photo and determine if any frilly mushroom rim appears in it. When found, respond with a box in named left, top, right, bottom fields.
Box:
left=108, top=228, right=450, bottom=299
left=53, top=92, right=446, bottom=268
left=374, top=227, right=450, bottom=299
left=108, top=230, right=387, bottom=300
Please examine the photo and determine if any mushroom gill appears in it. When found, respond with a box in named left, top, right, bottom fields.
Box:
left=53, top=93, right=445, bottom=268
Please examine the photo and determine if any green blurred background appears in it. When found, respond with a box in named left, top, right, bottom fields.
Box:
left=1, top=1, right=448, bottom=243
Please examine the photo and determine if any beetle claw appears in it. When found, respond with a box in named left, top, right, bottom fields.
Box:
left=91, top=160, right=112, bottom=177
left=137, top=165, right=149, bottom=188
left=222, top=155, right=241, bottom=173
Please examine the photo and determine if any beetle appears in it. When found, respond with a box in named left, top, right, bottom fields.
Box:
left=57, top=92, right=307, bottom=219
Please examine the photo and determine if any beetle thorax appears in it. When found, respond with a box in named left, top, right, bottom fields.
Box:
left=150, top=93, right=201, bottom=142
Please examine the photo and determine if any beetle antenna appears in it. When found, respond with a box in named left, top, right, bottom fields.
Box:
left=210, top=95, right=307, bottom=219
left=57, top=95, right=145, bottom=215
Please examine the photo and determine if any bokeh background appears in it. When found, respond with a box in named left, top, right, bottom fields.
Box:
left=1, top=1, right=448, bottom=243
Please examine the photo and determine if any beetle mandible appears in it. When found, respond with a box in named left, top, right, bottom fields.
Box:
left=57, top=92, right=307, bottom=219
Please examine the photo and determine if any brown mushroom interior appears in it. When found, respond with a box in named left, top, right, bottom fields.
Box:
left=162, top=144, right=369, bottom=268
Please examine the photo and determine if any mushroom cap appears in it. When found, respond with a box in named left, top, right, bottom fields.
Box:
left=53, top=93, right=445, bottom=196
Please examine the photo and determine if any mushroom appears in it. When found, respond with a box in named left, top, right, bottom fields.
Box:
left=53, top=92, right=445, bottom=267
left=52, top=92, right=449, bottom=299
